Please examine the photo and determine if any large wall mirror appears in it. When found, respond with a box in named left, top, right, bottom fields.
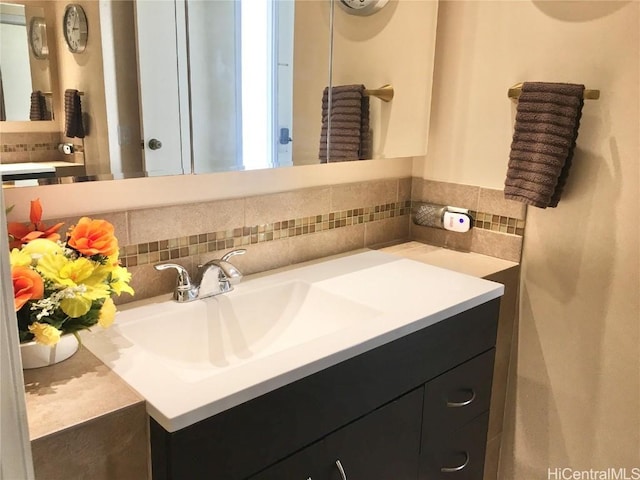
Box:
left=0, top=0, right=438, bottom=186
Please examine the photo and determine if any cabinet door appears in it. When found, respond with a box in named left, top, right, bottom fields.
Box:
left=420, top=412, right=489, bottom=480
left=252, top=388, right=423, bottom=480
left=249, top=440, right=329, bottom=480
left=325, top=388, right=423, bottom=480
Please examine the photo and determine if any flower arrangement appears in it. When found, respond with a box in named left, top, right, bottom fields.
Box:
left=8, top=199, right=134, bottom=346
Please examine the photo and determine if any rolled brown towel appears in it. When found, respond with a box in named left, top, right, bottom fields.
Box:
left=29, top=91, right=50, bottom=121
left=64, top=89, right=85, bottom=138
left=319, top=84, right=371, bottom=162
left=504, top=82, right=584, bottom=208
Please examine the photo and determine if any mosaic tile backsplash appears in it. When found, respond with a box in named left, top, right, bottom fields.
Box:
left=116, top=179, right=525, bottom=269
left=0, top=131, right=84, bottom=164
left=120, top=201, right=411, bottom=268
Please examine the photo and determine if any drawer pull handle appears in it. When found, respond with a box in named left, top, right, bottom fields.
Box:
left=335, top=459, right=348, bottom=480
left=446, top=389, right=476, bottom=408
left=441, top=451, right=470, bottom=473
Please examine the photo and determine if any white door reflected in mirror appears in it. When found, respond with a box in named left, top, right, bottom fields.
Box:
left=136, top=0, right=296, bottom=176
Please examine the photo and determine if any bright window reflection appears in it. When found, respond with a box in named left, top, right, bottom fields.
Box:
left=240, top=0, right=273, bottom=170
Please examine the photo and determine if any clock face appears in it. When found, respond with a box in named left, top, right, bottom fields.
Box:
left=29, top=17, right=49, bottom=60
left=63, top=4, right=88, bottom=53
left=338, top=0, right=390, bottom=15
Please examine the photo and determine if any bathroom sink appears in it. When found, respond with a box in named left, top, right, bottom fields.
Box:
left=109, top=280, right=381, bottom=382
left=80, top=250, right=504, bottom=431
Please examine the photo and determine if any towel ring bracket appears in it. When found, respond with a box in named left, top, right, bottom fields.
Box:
left=364, top=84, right=394, bottom=102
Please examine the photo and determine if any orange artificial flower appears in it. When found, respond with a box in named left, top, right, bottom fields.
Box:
left=12, top=266, right=44, bottom=311
left=7, top=199, right=64, bottom=249
left=67, top=217, right=119, bottom=257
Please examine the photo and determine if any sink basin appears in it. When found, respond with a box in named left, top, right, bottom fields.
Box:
left=80, top=250, right=504, bottom=431
left=112, top=280, right=381, bottom=382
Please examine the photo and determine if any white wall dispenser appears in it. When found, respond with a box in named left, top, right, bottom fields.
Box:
left=413, top=204, right=474, bottom=233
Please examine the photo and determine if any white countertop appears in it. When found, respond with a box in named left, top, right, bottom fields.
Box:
left=0, top=162, right=56, bottom=175
left=81, top=249, right=503, bottom=432
left=0, top=161, right=84, bottom=180
left=380, top=241, right=519, bottom=278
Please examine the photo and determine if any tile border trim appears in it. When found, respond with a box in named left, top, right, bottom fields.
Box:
left=469, top=210, right=525, bottom=236
left=1, top=142, right=60, bottom=153
left=120, top=196, right=527, bottom=268
left=1, top=141, right=84, bottom=154
left=120, top=200, right=412, bottom=267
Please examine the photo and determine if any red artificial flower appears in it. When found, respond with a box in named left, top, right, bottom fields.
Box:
left=7, top=199, right=64, bottom=249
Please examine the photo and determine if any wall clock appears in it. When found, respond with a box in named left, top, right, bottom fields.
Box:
left=338, top=0, right=390, bottom=16
left=63, top=4, right=88, bottom=53
left=29, top=16, right=49, bottom=60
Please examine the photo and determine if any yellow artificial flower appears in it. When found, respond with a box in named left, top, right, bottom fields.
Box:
left=60, top=296, right=93, bottom=318
left=37, top=255, right=109, bottom=293
left=37, top=253, right=111, bottom=318
left=107, top=252, right=120, bottom=265
left=98, top=297, right=117, bottom=328
left=109, top=266, right=134, bottom=296
left=21, top=238, right=63, bottom=260
left=28, top=322, right=62, bottom=346
left=10, top=248, right=32, bottom=267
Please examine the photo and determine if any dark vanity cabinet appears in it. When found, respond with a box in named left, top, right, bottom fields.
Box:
left=150, top=298, right=499, bottom=480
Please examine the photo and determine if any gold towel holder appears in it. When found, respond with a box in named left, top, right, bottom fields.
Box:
left=364, top=84, right=394, bottom=102
left=508, top=82, right=600, bottom=100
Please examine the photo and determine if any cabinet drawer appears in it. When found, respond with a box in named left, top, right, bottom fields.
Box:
left=420, top=411, right=490, bottom=480
left=422, top=349, right=495, bottom=439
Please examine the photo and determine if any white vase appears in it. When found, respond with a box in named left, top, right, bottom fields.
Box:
left=20, top=333, right=79, bottom=369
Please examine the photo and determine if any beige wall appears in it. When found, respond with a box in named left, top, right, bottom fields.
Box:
left=423, top=1, right=640, bottom=477
left=292, top=0, right=332, bottom=165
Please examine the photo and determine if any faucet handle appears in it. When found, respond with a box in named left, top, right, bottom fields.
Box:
left=198, top=249, right=246, bottom=287
left=154, top=263, right=198, bottom=302
left=154, top=263, right=192, bottom=285
left=221, top=249, right=246, bottom=262
left=220, top=249, right=245, bottom=285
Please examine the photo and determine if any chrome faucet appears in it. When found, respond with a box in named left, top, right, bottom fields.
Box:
left=154, top=249, right=246, bottom=302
